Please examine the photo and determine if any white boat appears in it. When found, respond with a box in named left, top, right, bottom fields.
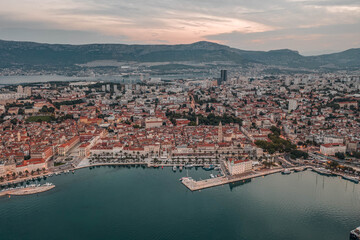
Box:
left=342, top=175, right=359, bottom=184
left=172, top=166, right=177, bottom=172
left=210, top=174, right=215, bottom=178
left=350, top=226, right=360, bottom=239
left=282, top=169, right=291, bottom=174
left=312, top=167, right=332, bottom=176
left=179, top=177, right=192, bottom=182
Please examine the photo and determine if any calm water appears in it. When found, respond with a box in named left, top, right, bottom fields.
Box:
left=0, top=167, right=359, bottom=240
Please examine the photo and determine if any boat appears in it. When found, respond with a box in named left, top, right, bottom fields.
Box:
left=184, top=164, right=193, bottom=169
left=282, top=169, right=291, bottom=175
left=203, top=164, right=214, bottom=171
left=210, top=174, right=215, bottom=178
left=342, top=175, right=359, bottom=184
left=179, top=166, right=183, bottom=171
left=312, top=167, right=333, bottom=176
left=350, top=226, right=360, bottom=240
left=172, top=166, right=177, bottom=172
left=179, top=177, right=192, bottom=182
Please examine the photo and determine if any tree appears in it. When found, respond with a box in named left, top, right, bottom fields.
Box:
left=335, top=152, right=345, bottom=160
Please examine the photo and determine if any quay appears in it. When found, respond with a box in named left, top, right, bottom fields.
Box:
left=182, top=166, right=310, bottom=191
left=0, top=184, right=55, bottom=197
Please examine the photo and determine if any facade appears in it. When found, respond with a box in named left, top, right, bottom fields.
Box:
left=145, top=117, right=163, bottom=128
left=221, top=70, right=227, bottom=82
left=58, top=136, right=80, bottom=156
left=320, top=143, right=346, bottom=155
left=16, top=158, right=46, bottom=174
left=226, top=158, right=252, bottom=175
left=288, top=99, right=298, bottom=111
left=79, top=143, right=91, bottom=157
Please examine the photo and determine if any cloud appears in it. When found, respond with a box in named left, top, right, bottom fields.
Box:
left=0, top=0, right=358, bottom=54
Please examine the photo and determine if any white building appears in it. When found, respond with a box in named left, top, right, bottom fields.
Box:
left=288, top=99, right=298, bottom=111
left=320, top=143, right=346, bottom=156
left=145, top=117, right=163, bottom=128
left=225, top=158, right=252, bottom=175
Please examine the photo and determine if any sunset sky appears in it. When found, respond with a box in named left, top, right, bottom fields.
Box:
left=0, top=0, right=359, bottom=55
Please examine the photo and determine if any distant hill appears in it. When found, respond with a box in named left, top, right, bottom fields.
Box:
left=0, top=39, right=359, bottom=70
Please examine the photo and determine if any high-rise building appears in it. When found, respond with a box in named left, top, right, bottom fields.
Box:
left=24, top=87, right=32, bottom=96
left=17, top=85, right=23, bottom=94
left=288, top=99, right=298, bottom=111
left=221, top=70, right=227, bottom=82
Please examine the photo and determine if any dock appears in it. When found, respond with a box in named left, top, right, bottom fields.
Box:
left=182, top=166, right=310, bottom=191
left=0, top=184, right=55, bottom=197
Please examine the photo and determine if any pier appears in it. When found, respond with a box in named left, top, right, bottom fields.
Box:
left=0, top=184, right=55, bottom=197
left=182, top=166, right=310, bottom=191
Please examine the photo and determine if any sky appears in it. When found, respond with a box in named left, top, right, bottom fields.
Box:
left=0, top=0, right=359, bottom=55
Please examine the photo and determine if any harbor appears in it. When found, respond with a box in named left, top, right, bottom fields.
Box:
left=181, top=165, right=359, bottom=191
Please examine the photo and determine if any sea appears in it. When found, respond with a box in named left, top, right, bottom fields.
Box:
left=0, top=167, right=359, bottom=240
left=0, top=72, right=212, bottom=85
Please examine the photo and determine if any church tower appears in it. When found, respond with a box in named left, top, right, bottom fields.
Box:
left=218, top=121, right=223, bottom=142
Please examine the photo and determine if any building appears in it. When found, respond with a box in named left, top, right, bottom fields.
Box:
left=288, top=99, right=298, bottom=111
left=79, top=143, right=91, bottom=157
left=58, top=136, right=80, bottom=156
left=31, top=146, right=53, bottom=161
left=218, top=121, right=223, bottom=142
left=221, top=70, right=227, bottom=82
left=17, top=85, right=23, bottom=94
left=16, top=158, right=46, bottom=174
left=225, top=158, right=252, bottom=175
left=24, top=87, right=32, bottom=96
left=145, top=117, right=163, bottom=128
left=320, top=143, right=346, bottom=156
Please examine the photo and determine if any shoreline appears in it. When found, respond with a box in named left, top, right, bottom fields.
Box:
left=1, top=162, right=359, bottom=191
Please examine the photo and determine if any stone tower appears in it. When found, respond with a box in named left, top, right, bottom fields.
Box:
left=218, top=121, right=223, bottom=142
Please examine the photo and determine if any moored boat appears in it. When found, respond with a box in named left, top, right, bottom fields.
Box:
left=282, top=169, right=291, bottom=175
left=342, top=175, right=359, bottom=184
left=312, top=167, right=333, bottom=176
left=203, top=164, right=214, bottom=171
left=350, top=226, right=360, bottom=240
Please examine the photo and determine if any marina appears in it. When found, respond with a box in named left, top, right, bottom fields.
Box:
left=0, top=167, right=358, bottom=240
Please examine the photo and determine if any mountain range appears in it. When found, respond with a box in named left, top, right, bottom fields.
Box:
left=0, top=39, right=359, bottom=71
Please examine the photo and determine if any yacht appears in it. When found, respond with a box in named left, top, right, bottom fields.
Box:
left=350, top=226, right=360, bottom=240
left=172, top=166, right=177, bottom=172
left=184, top=164, right=194, bottom=169
left=203, top=164, right=214, bottom=171
left=282, top=169, right=291, bottom=175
